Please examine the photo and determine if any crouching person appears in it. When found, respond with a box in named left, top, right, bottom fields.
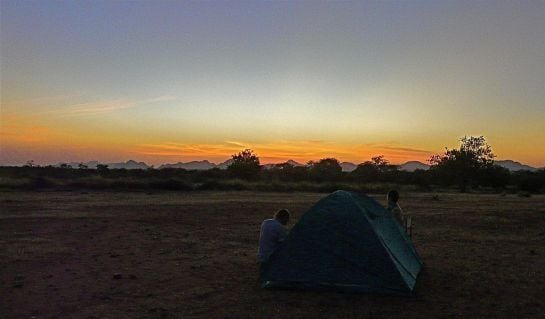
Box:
left=257, top=209, right=290, bottom=263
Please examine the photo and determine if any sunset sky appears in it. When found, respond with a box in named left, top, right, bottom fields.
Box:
left=1, top=1, right=544, bottom=167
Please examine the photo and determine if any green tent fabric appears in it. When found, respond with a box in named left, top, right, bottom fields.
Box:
left=260, top=190, right=422, bottom=294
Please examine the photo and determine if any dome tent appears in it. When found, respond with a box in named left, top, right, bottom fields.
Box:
left=260, top=190, right=422, bottom=294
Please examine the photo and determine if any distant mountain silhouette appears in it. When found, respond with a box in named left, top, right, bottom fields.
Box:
left=285, top=160, right=304, bottom=166
left=340, top=162, right=357, bottom=172
left=216, top=159, right=234, bottom=169
left=339, top=161, right=432, bottom=172
left=263, top=160, right=305, bottom=169
left=398, top=161, right=431, bottom=172
left=50, top=158, right=540, bottom=171
left=495, top=160, right=537, bottom=172
left=396, top=160, right=538, bottom=172
left=107, top=160, right=150, bottom=170
left=159, top=160, right=216, bottom=170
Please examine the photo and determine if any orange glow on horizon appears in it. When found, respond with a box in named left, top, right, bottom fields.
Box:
left=130, top=140, right=434, bottom=165
left=1, top=113, right=543, bottom=167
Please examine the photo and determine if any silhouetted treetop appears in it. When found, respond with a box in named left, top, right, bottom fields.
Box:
left=430, top=136, right=496, bottom=191
left=227, top=149, right=261, bottom=180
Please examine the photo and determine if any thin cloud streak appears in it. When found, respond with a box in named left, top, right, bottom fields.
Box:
left=62, top=100, right=136, bottom=116
left=25, top=95, right=180, bottom=117
left=132, top=140, right=432, bottom=164
left=63, top=95, right=177, bottom=116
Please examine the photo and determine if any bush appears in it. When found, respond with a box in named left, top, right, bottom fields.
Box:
left=517, top=175, right=544, bottom=193
left=148, top=179, right=193, bottom=191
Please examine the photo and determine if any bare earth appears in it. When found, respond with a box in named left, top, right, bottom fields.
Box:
left=1, top=191, right=544, bottom=318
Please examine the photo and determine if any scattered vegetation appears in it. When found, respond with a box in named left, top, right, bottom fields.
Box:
left=1, top=136, right=543, bottom=193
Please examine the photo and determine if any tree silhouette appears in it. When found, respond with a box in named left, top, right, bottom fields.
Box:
left=351, top=162, right=379, bottom=182
left=267, top=162, right=309, bottom=182
left=430, top=136, right=495, bottom=192
left=96, top=164, right=109, bottom=175
left=351, top=155, right=396, bottom=182
left=371, top=155, right=390, bottom=171
left=24, top=160, right=36, bottom=168
left=227, top=149, right=261, bottom=180
left=308, top=158, right=342, bottom=182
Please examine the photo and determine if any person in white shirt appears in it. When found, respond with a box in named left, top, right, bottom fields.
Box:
left=257, top=209, right=290, bottom=263
left=387, top=190, right=405, bottom=227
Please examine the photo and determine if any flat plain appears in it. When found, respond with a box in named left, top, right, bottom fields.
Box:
left=1, top=191, right=544, bottom=318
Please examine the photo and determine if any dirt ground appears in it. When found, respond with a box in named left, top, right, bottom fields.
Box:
left=1, top=191, right=544, bottom=318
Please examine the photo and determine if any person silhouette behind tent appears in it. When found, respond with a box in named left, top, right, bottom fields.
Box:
left=387, top=190, right=404, bottom=227
left=257, top=209, right=290, bottom=263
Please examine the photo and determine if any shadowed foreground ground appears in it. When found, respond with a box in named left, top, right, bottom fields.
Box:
left=1, top=191, right=544, bottom=318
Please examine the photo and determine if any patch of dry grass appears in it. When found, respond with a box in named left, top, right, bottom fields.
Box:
left=0, top=191, right=544, bottom=318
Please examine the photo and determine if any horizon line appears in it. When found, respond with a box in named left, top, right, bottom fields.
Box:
left=1, top=157, right=540, bottom=169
